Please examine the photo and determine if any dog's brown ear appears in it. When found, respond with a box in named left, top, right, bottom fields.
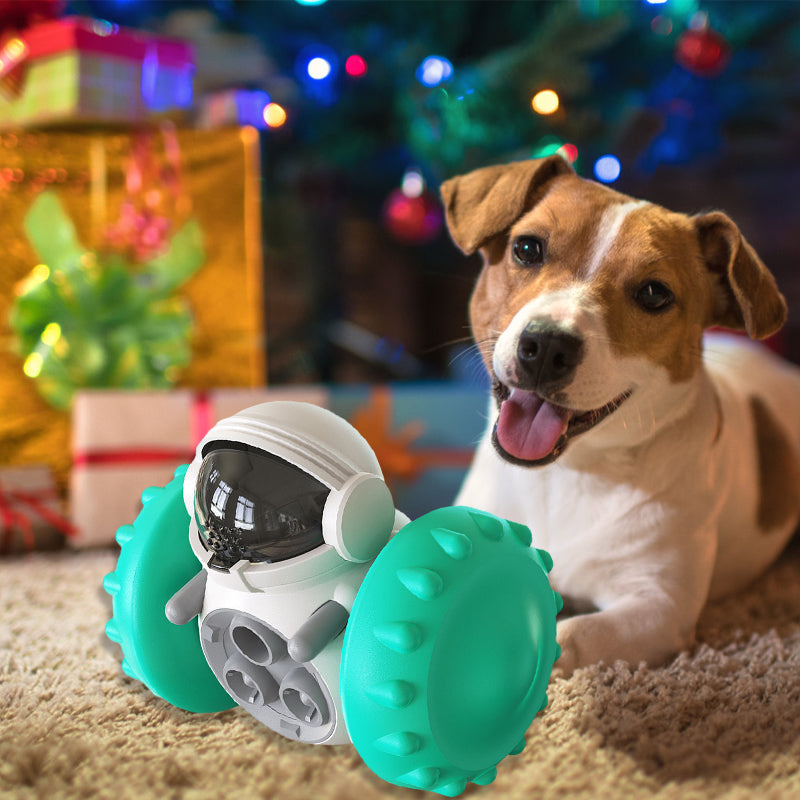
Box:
left=440, top=156, right=573, bottom=255
left=695, top=211, right=787, bottom=340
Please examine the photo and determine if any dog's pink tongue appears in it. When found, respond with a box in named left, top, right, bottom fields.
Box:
left=496, top=390, right=570, bottom=461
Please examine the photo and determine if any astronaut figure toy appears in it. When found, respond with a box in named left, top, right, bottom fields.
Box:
left=106, top=400, right=560, bottom=796
left=166, top=401, right=407, bottom=745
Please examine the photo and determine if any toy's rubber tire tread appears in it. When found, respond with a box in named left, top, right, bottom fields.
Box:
left=340, top=506, right=559, bottom=797
left=103, top=465, right=234, bottom=713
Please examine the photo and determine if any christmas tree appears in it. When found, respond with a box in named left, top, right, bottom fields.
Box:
left=69, top=0, right=800, bottom=376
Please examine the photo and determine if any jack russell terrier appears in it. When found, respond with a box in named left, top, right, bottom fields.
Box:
left=441, top=155, right=800, bottom=675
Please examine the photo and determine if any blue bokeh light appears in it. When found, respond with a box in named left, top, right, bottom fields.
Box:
left=295, top=45, right=340, bottom=104
left=307, top=56, right=332, bottom=80
left=594, top=155, right=622, bottom=183
left=416, top=56, right=453, bottom=87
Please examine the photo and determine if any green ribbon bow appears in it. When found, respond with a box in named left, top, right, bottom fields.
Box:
left=10, top=191, right=205, bottom=409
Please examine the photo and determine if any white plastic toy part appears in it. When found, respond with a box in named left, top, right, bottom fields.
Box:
left=196, top=544, right=372, bottom=744
left=322, top=473, right=395, bottom=563
left=177, top=401, right=405, bottom=745
left=183, top=401, right=396, bottom=563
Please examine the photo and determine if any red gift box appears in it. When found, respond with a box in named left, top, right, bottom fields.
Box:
left=0, top=16, right=195, bottom=128
left=0, top=465, right=75, bottom=554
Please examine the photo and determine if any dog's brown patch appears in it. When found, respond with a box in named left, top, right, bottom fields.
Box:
left=695, top=212, right=787, bottom=340
left=749, top=395, right=800, bottom=532
left=468, top=175, right=627, bottom=372
left=594, top=205, right=711, bottom=384
left=441, top=156, right=573, bottom=255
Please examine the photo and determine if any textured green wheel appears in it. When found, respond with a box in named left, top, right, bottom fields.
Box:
left=340, top=506, right=560, bottom=797
left=102, top=465, right=234, bottom=713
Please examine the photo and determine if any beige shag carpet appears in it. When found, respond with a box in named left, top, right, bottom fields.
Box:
left=2, top=543, right=800, bottom=800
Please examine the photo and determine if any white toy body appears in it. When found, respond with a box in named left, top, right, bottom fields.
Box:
left=174, top=401, right=403, bottom=745
left=187, top=515, right=405, bottom=744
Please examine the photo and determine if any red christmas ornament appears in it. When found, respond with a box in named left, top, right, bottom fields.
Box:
left=382, top=187, right=443, bottom=244
left=675, top=27, right=731, bottom=77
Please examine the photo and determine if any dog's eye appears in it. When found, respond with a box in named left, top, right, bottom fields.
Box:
left=635, top=281, right=675, bottom=312
left=512, top=236, right=545, bottom=266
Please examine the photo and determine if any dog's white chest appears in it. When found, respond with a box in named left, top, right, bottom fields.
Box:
left=500, top=463, right=663, bottom=598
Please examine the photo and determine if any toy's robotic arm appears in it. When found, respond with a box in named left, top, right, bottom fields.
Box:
left=165, top=570, right=207, bottom=625
left=288, top=601, right=349, bottom=663
left=165, top=569, right=349, bottom=663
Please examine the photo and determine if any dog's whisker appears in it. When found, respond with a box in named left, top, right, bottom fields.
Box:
left=474, top=338, right=498, bottom=358
left=424, top=333, right=482, bottom=357
left=449, top=355, right=493, bottom=386
left=444, top=341, right=483, bottom=363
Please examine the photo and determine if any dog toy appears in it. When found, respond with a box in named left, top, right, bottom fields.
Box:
left=103, top=401, right=561, bottom=796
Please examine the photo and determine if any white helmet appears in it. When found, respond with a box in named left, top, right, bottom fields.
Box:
left=183, top=401, right=395, bottom=568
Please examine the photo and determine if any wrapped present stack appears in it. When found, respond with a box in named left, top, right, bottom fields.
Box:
left=0, top=5, right=265, bottom=554
left=0, top=6, right=486, bottom=553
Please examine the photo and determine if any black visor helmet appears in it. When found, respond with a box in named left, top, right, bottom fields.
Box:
left=195, top=441, right=331, bottom=571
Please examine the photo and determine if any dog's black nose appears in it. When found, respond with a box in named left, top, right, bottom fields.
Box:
left=516, top=327, right=584, bottom=389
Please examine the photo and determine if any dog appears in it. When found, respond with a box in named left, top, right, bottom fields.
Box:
left=440, top=155, right=800, bottom=675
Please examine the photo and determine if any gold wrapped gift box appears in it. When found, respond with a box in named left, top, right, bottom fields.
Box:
left=0, top=126, right=264, bottom=501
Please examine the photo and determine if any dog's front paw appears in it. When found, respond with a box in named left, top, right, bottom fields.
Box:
left=554, top=620, right=580, bottom=677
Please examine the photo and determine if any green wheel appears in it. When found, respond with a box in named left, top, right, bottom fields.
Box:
left=102, top=465, right=234, bottom=713
left=341, top=506, right=560, bottom=797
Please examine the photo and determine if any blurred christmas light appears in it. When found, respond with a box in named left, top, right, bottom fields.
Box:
left=557, top=143, right=579, bottom=164
left=0, top=37, right=28, bottom=75
left=294, top=0, right=328, bottom=5
left=296, top=45, right=339, bottom=103
left=15, top=264, right=50, bottom=296
left=41, top=322, right=62, bottom=347
left=23, top=352, right=43, bottom=379
left=345, top=54, right=367, bottom=77
left=531, top=136, right=563, bottom=159
left=307, top=56, right=332, bottom=80
left=531, top=89, right=560, bottom=115
left=91, top=19, right=118, bottom=36
left=401, top=169, right=425, bottom=198
left=676, top=18, right=730, bottom=76
left=263, top=103, right=287, bottom=128
left=383, top=187, right=443, bottom=243
left=644, top=0, right=668, bottom=5
left=416, top=56, right=453, bottom=87
left=594, top=155, right=622, bottom=183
